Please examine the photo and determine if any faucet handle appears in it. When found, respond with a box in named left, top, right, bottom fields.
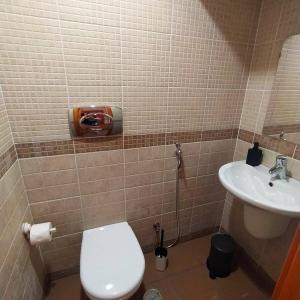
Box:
left=276, top=155, right=287, bottom=160
left=276, top=155, right=287, bottom=166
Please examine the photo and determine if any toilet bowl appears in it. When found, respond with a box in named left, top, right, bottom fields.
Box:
left=80, top=222, right=145, bottom=300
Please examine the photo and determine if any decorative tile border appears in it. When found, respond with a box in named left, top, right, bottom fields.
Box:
left=202, top=128, right=237, bottom=141
left=165, top=129, right=237, bottom=144
left=124, top=133, right=166, bottom=149
left=238, top=129, right=299, bottom=159
left=263, top=124, right=300, bottom=135
left=165, top=131, right=202, bottom=144
left=254, top=133, right=296, bottom=157
left=13, top=129, right=239, bottom=159
left=16, top=140, right=74, bottom=159
left=0, top=145, right=17, bottom=180
left=238, top=129, right=254, bottom=143
left=1, top=128, right=299, bottom=174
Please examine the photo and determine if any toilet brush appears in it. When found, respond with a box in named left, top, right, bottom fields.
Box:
left=155, top=229, right=168, bottom=271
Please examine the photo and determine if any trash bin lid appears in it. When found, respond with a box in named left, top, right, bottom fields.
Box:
left=211, top=234, right=235, bottom=254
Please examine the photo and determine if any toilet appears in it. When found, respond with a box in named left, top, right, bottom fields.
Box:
left=80, top=222, right=145, bottom=300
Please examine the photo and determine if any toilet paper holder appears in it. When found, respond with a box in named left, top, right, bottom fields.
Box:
left=22, top=222, right=57, bottom=239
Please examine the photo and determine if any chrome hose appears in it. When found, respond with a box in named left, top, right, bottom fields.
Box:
left=166, top=143, right=181, bottom=248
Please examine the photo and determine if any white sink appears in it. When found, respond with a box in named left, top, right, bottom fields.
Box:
left=219, top=161, right=300, bottom=239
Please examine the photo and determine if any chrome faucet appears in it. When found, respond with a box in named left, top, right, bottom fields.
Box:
left=269, top=155, right=288, bottom=180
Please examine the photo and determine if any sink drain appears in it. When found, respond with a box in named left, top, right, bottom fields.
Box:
left=143, top=288, right=162, bottom=300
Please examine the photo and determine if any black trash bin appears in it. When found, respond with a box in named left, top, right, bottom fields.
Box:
left=206, top=233, right=235, bottom=279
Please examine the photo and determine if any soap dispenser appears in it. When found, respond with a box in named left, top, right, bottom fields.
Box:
left=246, top=142, right=263, bottom=166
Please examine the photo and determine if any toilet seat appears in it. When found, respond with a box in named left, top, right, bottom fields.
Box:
left=80, top=222, right=145, bottom=300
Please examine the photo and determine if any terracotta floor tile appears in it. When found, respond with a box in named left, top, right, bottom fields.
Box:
left=143, top=235, right=211, bottom=284
left=144, top=279, right=180, bottom=300
left=46, top=235, right=271, bottom=300
left=215, top=267, right=263, bottom=293
left=169, top=267, right=217, bottom=300
left=46, top=274, right=82, bottom=300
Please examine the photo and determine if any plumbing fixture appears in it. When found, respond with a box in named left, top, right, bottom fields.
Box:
left=269, top=155, right=288, bottom=181
left=175, top=143, right=182, bottom=169
left=166, top=143, right=182, bottom=248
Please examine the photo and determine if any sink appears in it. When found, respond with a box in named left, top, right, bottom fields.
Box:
left=219, top=160, right=300, bottom=217
left=219, top=161, right=300, bottom=239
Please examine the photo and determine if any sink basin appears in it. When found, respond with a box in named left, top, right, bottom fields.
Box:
left=219, top=161, right=300, bottom=239
left=219, top=160, right=300, bottom=217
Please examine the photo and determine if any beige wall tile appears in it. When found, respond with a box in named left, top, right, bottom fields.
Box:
left=0, top=2, right=69, bottom=143
left=39, top=155, right=76, bottom=172
left=259, top=218, right=299, bottom=281
left=0, top=88, right=13, bottom=157
left=224, top=198, right=267, bottom=262
left=30, top=197, right=81, bottom=218
left=290, top=158, right=300, bottom=180
left=1, top=0, right=261, bottom=142
left=255, top=0, right=283, bottom=44
left=27, top=183, right=80, bottom=203
left=129, top=215, right=162, bottom=249
left=233, top=139, right=250, bottom=161
left=3, top=0, right=298, bottom=283
left=264, top=37, right=300, bottom=131
left=19, top=158, right=41, bottom=175
left=123, top=87, right=168, bottom=135
left=190, top=201, right=223, bottom=234
left=240, top=0, right=300, bottom=139
left=162, top=208, right=192, bottom=241
left=0, top=162, right=44, bottom=299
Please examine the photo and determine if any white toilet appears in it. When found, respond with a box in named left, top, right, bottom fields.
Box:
left=80, top=222, right=145, bottom=300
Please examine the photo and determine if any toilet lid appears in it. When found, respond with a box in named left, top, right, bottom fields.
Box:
left=80, top=222, right=145, bottom=300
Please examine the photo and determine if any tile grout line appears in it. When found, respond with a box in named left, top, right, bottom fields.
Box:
left=21, top=256, right=32, bottom=300
left=237, top=0, right=264, bottom=146
left=0, top=8, right=260, bottom=48
left=0, top=163, right=22, bottom=212
left=55, top=0, right=85, bottom=232
left=17, top=156, right=47, bottom=269
left=4, top=241, right=31, bottom=299
left=233, top=0, right=262, bottom=154
left=191, top=3, right=218, bottom=235
left=161, top=0, right=175, bottom=232
left=253, top=0, right=284, bottom=137
left=119, top=1, right=127, bottom=222
left=0, top=84, right=17, bottom=158
left=0, top=204, right=31, bottom=280
left=0, top=185, right=27, bottom=245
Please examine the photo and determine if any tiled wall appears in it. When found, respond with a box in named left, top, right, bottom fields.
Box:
left=264, top=35, right=300, bottom=128
left=0, top=0, right=262, bottom=278
left=19, top=138, right=235, bottom=275
left=0, top=161, right=45, bottom=299
left=0, top=83, right=17, bottom=178
left=0, top=0, right=298, bottom=288
left=0, top=85, right=13, bottom=156
left=240, top=0, right=300, bottom=134
left=0, top=0, right=260, bottom=144
left=225, top=0, right=300, bottom=282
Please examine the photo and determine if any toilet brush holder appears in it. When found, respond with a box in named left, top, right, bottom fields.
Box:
left=154, top=229, right=168, bottom=271
left=155, top=255, right=168, bottom=272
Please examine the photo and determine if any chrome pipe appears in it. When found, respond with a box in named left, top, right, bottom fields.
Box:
left=166, top=143, right=182, bottom=248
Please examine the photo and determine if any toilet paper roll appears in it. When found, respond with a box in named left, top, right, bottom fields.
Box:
left=29, top=222, right=54, bottom=245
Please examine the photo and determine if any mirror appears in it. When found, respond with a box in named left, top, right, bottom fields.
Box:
left=262, top=33, right=300, bottom=144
